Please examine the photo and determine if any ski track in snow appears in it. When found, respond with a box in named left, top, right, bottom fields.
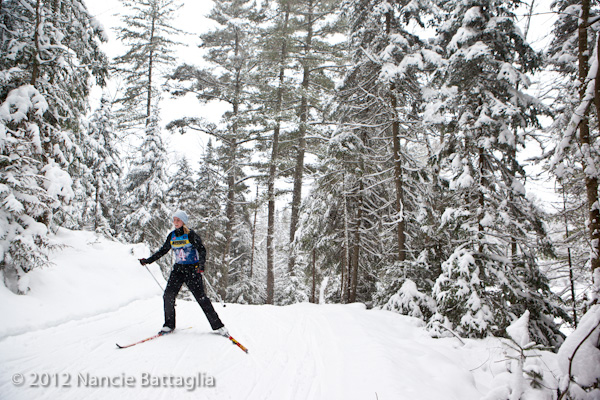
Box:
left=0, top=298, right=488, bottom=400
left=0, top=230, right=511, bottom=399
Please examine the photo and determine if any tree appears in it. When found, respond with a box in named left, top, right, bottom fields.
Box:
left=327, top=0, right=439, bottom=304
left=167, top=156, right=198, bottom=214
left=285, top=0, right=346, bottom=276
left=255, top=0, right=293, bottom=304
left=80, top=97, right=122, bottom=237
left=112, top=0, right=183, bottom=253
left=166, top=0, right=258, bottom=299
left=0, top=0, right=108, bottom=293
left=547, top=0, right=600, bottom=305
left=120, top=111, right=171, bottom=260
left=112, top=0, right=184, bottom=132
left=425, top=0, right=569, bottom=346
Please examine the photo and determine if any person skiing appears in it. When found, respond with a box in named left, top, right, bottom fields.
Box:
left=139, top=210, right=228, bottom=337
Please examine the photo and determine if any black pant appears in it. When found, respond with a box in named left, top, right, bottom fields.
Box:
left=163, top=264, right=224, bottom=330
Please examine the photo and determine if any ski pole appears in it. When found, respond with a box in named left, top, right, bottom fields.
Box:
left=202, top=274, right=226, bottom=307
left=144, top=265, right=165, bottom=292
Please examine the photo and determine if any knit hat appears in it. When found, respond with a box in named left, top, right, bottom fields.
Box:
left=173, top=210, right=189, bottom=224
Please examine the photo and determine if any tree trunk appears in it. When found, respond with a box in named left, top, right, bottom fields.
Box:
left=266, top=6, right=290, bottom=305
left=146, top=15, right=156, bottom=125
left=311, top=248, right=316, bottom=303
left=342, top=169, right=351, bottom=303
left=386, top=11, right=406, bottom=263
left=579, top=0, right=600, bottom=302
left=562, top=184, right=578, bottom=327
left=249, top=186, right=259, bottom=279
left=349, top=181, right=363, bottom=303
left=288, top=0, right=314, bottom=275
left=31, top=0, right=41, bottom=85
left=220, top=27, right=243, bottom=300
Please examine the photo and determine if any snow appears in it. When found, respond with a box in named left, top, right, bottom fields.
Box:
left=557, top=305, right=600, bottom=388
left=42, top=162, right=75, bottom=204
left=0, top=229, right=573, bottom=399
left=506, top=311, right=531, bottom=348
left=0, top=85, right=48, bottom=123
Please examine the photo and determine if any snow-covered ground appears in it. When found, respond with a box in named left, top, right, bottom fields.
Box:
left=0, top=229, right=562, bottom=400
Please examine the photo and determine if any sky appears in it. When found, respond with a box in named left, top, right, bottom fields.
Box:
left=86, top=0, right=225, bottom=167
left=84, top=0, right=562, bottom=210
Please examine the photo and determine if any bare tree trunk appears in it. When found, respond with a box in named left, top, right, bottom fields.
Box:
left=386, top=11, right=406, bottom=263
left=342, top=170, right=351, bottom=303
left=146, top=15, right=156, bottom=125
left=31, top=0, right=41, bottom=85
left=220, top=27, right=243, bottom=300
left=266, top=6, right=290, bottom=304
left=288, top=0, right=314, bottom=275
left=220, top=147, right=236, bottom=300
left=340, top=245, right=346, bottom=302
left=249, top=186, right=259, bottom=279
left=349, top=181, right=363, bottom=303
left=311, top=248, right=316, bottom=303
left=562, top=184, right=578, bottom=327
left=579, top=0, right=600, bottom=302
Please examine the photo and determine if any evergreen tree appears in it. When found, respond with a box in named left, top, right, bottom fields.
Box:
left=112, top=0, right=183, bottom=254
left=120, top=111, right=171, bottom=264
left=193, top=141, right=228, bottom=299
left=112, top=0, right=184, bottom=133
left=546, top=0, right=600, bottom=305
left=166, top=0, right=257, bottom=299
left=425, top=0, right=569, bottom=346
left=320, top=0, right=440, bottom=305
left=278, top=0, right=346, bottom=277
left=0, top=86, right=57, bottom=294
left=251, top=0, right=296, bottom=304
left=0, top=0, right=108, bottom=293
left=80, top=97, right=122, bottom=237
left=167, top=156, right=197, bottom=214
left=297, top=128, right=395, bottom=304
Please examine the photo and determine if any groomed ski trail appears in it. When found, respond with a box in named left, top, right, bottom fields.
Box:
left=0, top=297, right=490, bottom=400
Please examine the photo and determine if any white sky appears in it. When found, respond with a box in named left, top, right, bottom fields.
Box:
left=86, top=0, right=224, bottom=168
left=85, top=0, right=562, bottom=211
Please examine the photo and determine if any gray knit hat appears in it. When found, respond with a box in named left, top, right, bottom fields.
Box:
left=173, top=210, right=189, bottom=224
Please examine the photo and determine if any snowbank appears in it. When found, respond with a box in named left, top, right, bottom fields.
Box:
left=0, top=228, right=162, bottom=338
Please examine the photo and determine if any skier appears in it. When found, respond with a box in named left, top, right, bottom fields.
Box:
left=139, top=210, right=228, bottom=337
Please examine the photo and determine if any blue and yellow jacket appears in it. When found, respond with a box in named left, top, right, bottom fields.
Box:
left=146, top=227, right=207, bottom=269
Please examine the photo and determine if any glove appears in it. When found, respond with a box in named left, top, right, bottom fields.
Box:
left=196, top=265, right=204, bottom=274
left=139, top=258, right=148, bottom=265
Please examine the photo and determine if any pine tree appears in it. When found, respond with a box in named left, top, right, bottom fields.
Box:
left=192, top=141, right=227, bottom=299
left=282, top=0, right=347, bottom=277
left=80, top=97, right=122, bottom=237
left=324, top=0, right=440, bottom=304
left=0, top=0, right=108, bottom=293
left=425, top=0, right=569, bottom=346
left=0, top=86, right=56, bottom=294
left=120, top=111, right=171, bottom=257
left=166, top=0, right=257, bottom=299
left=112, top=0, right=183, bottom=255
left=167, top=156, right=197, bottom=215
left=547, top=0, right=600, bottom=305
left=252, top=0, right=295, bottom=304
left=112, top=0, right=184, bottom=133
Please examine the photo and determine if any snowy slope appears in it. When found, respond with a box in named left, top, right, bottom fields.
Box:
left=0, top=229, right=560, bottom=400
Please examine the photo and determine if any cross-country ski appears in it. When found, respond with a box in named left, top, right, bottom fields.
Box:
left=116, top=331, right=173, bottom=349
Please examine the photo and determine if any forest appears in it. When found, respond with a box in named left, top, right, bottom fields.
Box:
left=0, top=0, right=599, bottom=359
